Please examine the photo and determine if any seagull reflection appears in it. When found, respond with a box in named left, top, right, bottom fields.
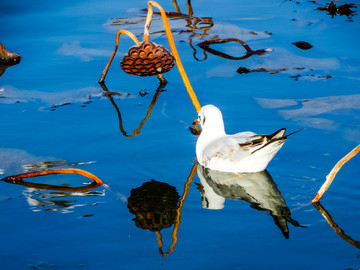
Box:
left=197, top=165, right=305, bottom=238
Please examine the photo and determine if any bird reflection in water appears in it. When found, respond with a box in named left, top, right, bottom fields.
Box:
left=196, top=165, right=305, bottom=239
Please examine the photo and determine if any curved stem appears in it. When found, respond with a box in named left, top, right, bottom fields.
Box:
left=312, top=144, right=360, bottom=203
left=145, top=1, right=201, bottom=114
left=1, top=168, right=104, bottom=192
left=99, top=30, right=140, bottom=83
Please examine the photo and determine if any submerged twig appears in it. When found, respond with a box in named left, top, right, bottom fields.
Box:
left=312, top=144, right=360, bottom=203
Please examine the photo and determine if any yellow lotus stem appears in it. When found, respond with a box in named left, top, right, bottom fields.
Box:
left=145, top=1, right=201, bottom=113
left=312, top=143, right=360, bottom=203
left=99, top=30, right=140, bottom=83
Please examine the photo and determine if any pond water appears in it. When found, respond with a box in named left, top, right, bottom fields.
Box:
left=1, top=0, right=360, bottom=269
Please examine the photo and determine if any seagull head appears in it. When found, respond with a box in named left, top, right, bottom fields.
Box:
left=194, top=105, right=225, bottom=133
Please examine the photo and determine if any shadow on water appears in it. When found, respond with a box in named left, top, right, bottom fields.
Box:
left=196, top=165, right=306, bottom=239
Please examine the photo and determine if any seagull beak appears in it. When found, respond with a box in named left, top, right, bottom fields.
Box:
left=193, top=119, right=200, bottom=125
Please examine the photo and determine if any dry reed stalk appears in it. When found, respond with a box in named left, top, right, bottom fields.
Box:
left=312, top=144, right=360, bottom=203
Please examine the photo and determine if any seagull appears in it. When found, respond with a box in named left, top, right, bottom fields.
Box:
left=194, top=105, right=299, bottom=173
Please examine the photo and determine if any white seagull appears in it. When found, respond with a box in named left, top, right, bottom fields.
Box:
left=194, top=105, right=298, bottom=173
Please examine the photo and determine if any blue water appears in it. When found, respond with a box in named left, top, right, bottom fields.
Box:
left=1, top=0, right=360, bottom=269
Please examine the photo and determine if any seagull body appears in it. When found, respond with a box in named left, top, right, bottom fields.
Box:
left=195, top=105, right=295, bottom=173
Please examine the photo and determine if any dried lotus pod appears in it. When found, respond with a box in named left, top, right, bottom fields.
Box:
left=121, top=41, right=175, bottom=76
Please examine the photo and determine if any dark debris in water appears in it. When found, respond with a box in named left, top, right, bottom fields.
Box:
left=189, top=124, right=202, bottom=136
left=50, top=102, right=71, bottom=111
left=81, top=214, right=95, bottom=218
left=292, top=41, right=313, bottom=50
left=237, top=67, right=306, bottom=75
left=289, top=74, right=332, bottom=81
left=315, top=1, right=357, bottom=21
left=139, top=89, right=149, bottom=97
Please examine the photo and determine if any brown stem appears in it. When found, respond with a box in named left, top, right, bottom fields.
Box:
left=1, top=168, right=104, bottom=192
left=312, top=144, right=360, bottom=203
left=99, top=30, right=140, bottom=83
left=198, top=38, right=272, bottom=60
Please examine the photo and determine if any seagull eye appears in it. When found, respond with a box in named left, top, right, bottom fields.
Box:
left=201, top=116, right=206, bottom=125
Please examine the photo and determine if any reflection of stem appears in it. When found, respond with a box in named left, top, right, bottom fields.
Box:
left=1, top=168, right=104, bottom=192
left=144, top=1, right=201, bottom=113
left=99, top=30, right=140, bottom=83
left=157, top=162, right=198, bottom=257
left=312, top=144, right=360, bottom=203
left=198, top=38, right=272, bottom=60
left=313, top=202, right=360, bottom=249
left=188, top=39, right=207, bottom=61
left=186, top=0, right=193, bottom=16
left=172, top=0, right=181, bottom=14
left=100, top=82, right=164, bottom=137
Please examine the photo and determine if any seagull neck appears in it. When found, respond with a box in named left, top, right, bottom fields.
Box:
left=203, top=125, right=226, bottom=140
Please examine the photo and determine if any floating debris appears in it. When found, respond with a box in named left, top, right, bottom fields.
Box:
left=315, top=1, right=357, bottom=20
left=0, top=42, right=20, bottom=64
left=0, top=42, right=21, bottom=77
left=198, top=38, right=273, bottom=60
left=188, top=124, right=202, bottom=135
left=292, top=41, right=313, bottom=50
left=237, top=67, right=306, bottom=75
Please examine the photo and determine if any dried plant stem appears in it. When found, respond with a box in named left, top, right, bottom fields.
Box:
left=99, top=30, right=140, bottom=83
left=1, top=168, right=104, bottom=192
left=312, top=144, right=360, bottom=203
left=145, top=1, right=201, bottom=113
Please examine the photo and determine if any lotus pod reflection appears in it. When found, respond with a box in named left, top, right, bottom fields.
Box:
left=127, top=179, right=180, bottom=232
left=121, top=41, right=175, bottom=76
